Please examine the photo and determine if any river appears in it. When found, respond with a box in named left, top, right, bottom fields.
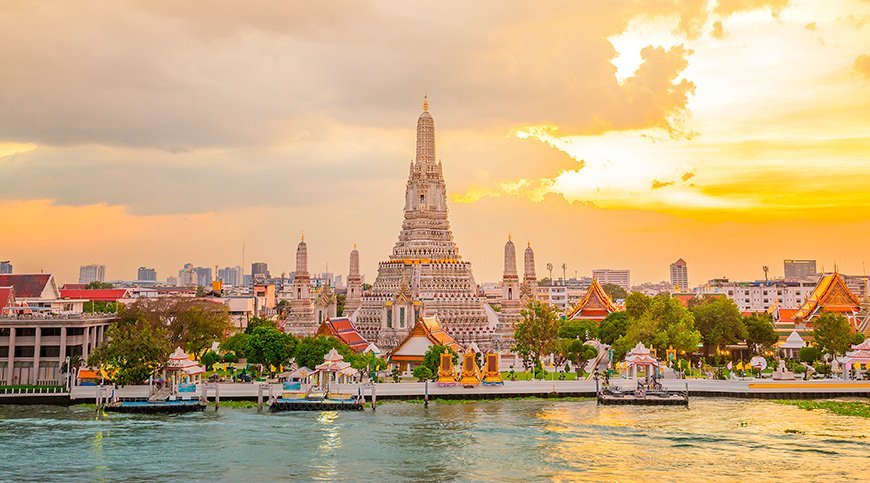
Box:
left=0, top=399, right=867, bottom=481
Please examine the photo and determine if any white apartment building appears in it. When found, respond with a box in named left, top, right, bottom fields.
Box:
left=78, top=264, right=106, bottom=284
left=592, top=269, right=630, bottom=291
left=697, top=279, right=817, bottom=312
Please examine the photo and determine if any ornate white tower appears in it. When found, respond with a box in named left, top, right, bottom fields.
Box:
left=521, top=242, right=537, bottom=302
left=345, top=244, right=362, bottom=314
left=355, top=97, right=493, bottom=349
left=502, top=236, right=520, bottom=307
left=284, top=235, right=316, bottom=336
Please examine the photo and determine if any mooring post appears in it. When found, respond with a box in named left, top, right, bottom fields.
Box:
left=371, top=384, right=377, bottom=411
left=201, top=381, right=207, bottom=403
left=215, top=383, right=221, bottom=411
left=257, top=384, right=264, bottom=412
left=424, top=379, right=429, bottom=408
left=595, top=376, right=600, bottom=406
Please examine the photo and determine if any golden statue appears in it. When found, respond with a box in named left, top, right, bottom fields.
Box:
left=482, top=353, right=503, bottom=386
left=437, top=349, right=457, bottom=386
left=459, top=350, right=481, bottom=387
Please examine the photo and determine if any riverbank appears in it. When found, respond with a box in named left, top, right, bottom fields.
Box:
left=776, top=399, right=870, bottom=418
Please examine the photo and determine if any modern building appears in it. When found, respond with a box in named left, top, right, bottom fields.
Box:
left=0, top=261, right=12, bottom=274
left=178, top=263, right=197, bottom=286
left=166, top=276, right=179, bottom=286
left=137, top=267, right=157, bottom=282
left=669, top=258, right=688, bottom=292
left=784, top=259, right=817, bottom=280
left=0, top=314, right=113, bottom=385
left=591, top=269, right=630, bottom=291
left=78, top=264, right=106, bottom=285
left=251, top=262, right=270, bottom=280
left=697, top=278, right=817, bottom=313
left=192, top=267, right=213, bottom=287
left=354, top=98, right=495, bottom=350
left=631, top=281, right=673, bottom=297
left=217, top=266, right=242, bottom=286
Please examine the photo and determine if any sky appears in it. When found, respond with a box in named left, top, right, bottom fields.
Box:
left=1, top=0, right=869, bottom=287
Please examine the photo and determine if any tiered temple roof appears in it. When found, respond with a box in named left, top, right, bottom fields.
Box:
left=793, top=272, right=861, bottom=329
left=389, top=316, right=462, bottom=365
left=316, top=317, right=370, bottom=353
left=566, top=278, right=617, bottom=321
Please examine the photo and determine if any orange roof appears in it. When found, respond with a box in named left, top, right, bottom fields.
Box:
left=316, top=317, right=370, bottom=352
left=566, top=278, right=617, bottom=321
left=0, top=287, right=15, bottom=312
left=794, top=272, right=861, bottom=322
left=77, top=369, right=101, bottom=380
left=388, top=316, right=461, bottom=361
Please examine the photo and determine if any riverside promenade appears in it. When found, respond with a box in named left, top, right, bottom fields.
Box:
left=58, top=379, right=870, bottom=403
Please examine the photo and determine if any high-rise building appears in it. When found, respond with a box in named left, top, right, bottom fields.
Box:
left=784, top=259, right=817, bottom=280
left=166, top=276, right=179, bottom=286
left=137, top=267, right=157, bottom=282
left=591, top=269, right=630, bottom=291
left=178, top=263, right=197, bottom=286
left=670, top=258, right=688, bottom=292
left=192, top=267, right=213, bottom=287
left=79, top=264, right=106, bottom=284
left=0, top=261, right=12, bottom=274
left=251, top=262, right=269, bottom=280
left=217, top=266, right=242, bottom=286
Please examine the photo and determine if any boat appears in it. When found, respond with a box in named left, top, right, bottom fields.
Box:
left=105, top=399, right=207, bottom=414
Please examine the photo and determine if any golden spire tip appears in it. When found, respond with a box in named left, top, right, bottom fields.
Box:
left=423, top=95, right=429, bottom=112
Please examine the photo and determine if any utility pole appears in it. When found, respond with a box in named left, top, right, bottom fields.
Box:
left=561, top=263, right=567, bottom=284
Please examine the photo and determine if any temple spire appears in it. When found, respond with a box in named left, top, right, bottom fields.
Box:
left=423, top=95, right=429, bottom=112
left=415, top=95, right=435, bottom=164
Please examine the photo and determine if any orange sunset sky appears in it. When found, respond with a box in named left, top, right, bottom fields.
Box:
left=1, top=0, right=869, bottom=286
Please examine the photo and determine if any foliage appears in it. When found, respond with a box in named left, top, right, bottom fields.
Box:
left=743, top=313, right=778, bottom=354
left=421, top=344, right=459, bottom=376
left=244, top=316, right=276, bottom=334
left=558, top=319, right=598, bottom=341
left=812, top=312, right=854, bottom=357
left=624, top=292, right=652, bottom=319
left=601, top=283, right=628, bottom=300
left=87, top=309, right=172, bottom=385
left=293, top=335, right=353, bottom=369
left=597, top=312, right=629, bottom=345
left=85, top=281, right=114, bottom=289
left=412, top=365, right=434, bottom=382
left=121, top=298, right=231, bottom=357
left=336, top=293, right=346, bottom=317
left=690, top=297, right=746, bottom=351
left=221, top=332, right=249, bottom=358
left=558, top=339, right=598, bottom=377
left=244, top=326, right=296, bottom=369
left=514, top=300, right=561, bottom=375
left=200, top=351, right=221, bottom=370
left=798, top=346, right=822, bottom=364
left=83, top=301, right=119, bottom=313
left=347, top=352, right=387, bottom=375
left=613, top=293, right=701, bottom=359
left=222, top=352, right=239, bottom=363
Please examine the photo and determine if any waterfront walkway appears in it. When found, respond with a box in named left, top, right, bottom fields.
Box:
left=62, top=379, right=870, bottom=403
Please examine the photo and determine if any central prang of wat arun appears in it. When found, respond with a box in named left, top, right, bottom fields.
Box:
left=351, top=97, right=534, bottom=352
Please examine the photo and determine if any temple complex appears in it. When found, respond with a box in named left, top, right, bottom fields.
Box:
left=493, top=238, right=536, bottom=350
left=316, top=317, right=369, bottom=352
left=566, top=278, right=617, bottom=322
left=344, top=245, right=362, bottom=314
left=284, top=237, right=317, bottom=336
left=793, top=271, right=862, bottom=330
left=388, top=316, right=461, bottom=373
left=353, top=98, right=497, bottom=349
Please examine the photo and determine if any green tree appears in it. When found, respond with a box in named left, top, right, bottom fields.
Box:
left=602, top=283, right=628, bottom=300
left=598, top=312, right=629, bottom=345
left=87, top=309, right=172, bottom=385
left=514, top=300, right=561, bottom=374
left=743, top=313, right=778, bottom=354
left=166, top=299, right=232, bottom=356
left=245, top=326, right=296, bottom=370
left=799, top=346, right=822, bottom=364
left=560, top=339, right=598, bottom=377
left=244, top=316, right=276, bottom=334
left=293, top=336, right=353, bottom=369
left=614, top=294, right=701, bottom=358
left=412, top=365, right=434, bottom=382
left=812, top=312, right=854, bottom=357
left=221, top=332, right=249, bottom=358
left=83, top=301, right=119, bottom=314
left=336, top=293, right=346, bottom=317
left=201, top=350, right=221, bottom=370
left=624, top=292, right=652, bottom=319
left=690, top=297, right=747, bottom=353
left=421, top=344, right=459, bottom=376
left=85, top=281, right=114, bottom=289
left=558, top=319, right=598, bottom=341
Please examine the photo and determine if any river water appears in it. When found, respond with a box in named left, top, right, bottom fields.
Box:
left=0, top=399, right=867, bottom=481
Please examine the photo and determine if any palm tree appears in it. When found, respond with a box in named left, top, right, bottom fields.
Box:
left=561, top=263, right=567, bottom=283
left=546, top=262, right=553, bottom=282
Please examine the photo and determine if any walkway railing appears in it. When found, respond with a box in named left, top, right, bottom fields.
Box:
left=0, top=386, right=67, bottom=395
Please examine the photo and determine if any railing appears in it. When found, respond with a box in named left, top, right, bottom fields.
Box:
left=0, top=313, right=117, bottom=321
left=0, top=386, right=66, bottom=395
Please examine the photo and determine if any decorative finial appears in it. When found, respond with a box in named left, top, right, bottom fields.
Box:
left=301, top=232, right=304, bottom=242
left=353, top=242, right=357, bottom=250
left=423, top=95, right=429, bottom=112
left=508, top=232, right=512, bottom=241
left=527, top=241, right=531, bottom=248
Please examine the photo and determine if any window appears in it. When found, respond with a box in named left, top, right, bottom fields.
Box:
left=40, top=346, right=60, bottom=357
left=400, top=307, right=406, bottom=328
left=0, top=328, right=9, bottom=337
left=67, top=328, right=85, bottom=336
left=386, top=310, right=393, bottom=328
left=41, top=328, right=61, bottom=337
left=15, top=346, right=35, bottom=358
left=16, top=328, right=36, bottom=337
left=0, top=346, right=7, bottom=357
left=67, top=345, right=83, bottom=357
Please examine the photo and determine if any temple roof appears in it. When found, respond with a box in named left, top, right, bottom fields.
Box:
left=59, top=288, right=129, bottom=302
left=566, top=278, right=617, bottom=320
left=389, top=315, right=461, bottom=361
left=781, top=331, right=806, bottom=349
left=0, top=287, right=15, bottom=311
left=316, top=317, right=370, bottom=352
left=794, top=272, right=861, bottom=321
left=0, top=274, right=56, bottom=299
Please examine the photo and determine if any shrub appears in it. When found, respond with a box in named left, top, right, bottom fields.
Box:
left=222, top=352, right=239, bottom=363
left=413, top=366, right=433, bottom=382
left=201, top=351, right=221, bottom=370
left=799, top=346, right=822, bottom=364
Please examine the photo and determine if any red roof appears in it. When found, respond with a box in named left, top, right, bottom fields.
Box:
left=61, top=284, right=87, bottom=290
left=0, top=287, right=15, bottom=311
left=0, top=274, right=53, bottom=298
left=60, top=288, right=129, bottom=302
left=316, top=317, right=370, bottom=352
